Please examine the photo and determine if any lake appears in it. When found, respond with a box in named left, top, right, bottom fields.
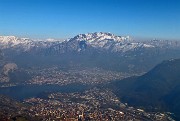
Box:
left=0, top=83, right=89, bottom=100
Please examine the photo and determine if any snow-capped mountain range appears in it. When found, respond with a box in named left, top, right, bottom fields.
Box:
left=0, top=32, right=179, bottom=53
left=58, top=32, right=157, bottom=53
left=0, top=36, right=63, bottom=51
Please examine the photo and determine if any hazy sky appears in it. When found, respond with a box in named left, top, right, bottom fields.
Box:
left=0, top=0, right=180, bottom=40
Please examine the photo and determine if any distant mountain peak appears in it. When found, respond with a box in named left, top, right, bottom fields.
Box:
left=73, top=32, right=131, bottom=42
left=0, top=35, right=61, bottom=51
left=65, top=32, right=155, bottom=52
left=1, top=32, right=180, bottom=54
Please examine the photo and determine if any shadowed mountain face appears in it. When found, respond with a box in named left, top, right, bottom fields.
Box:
left=108, top=59, right=180, bottom=120
left=0, top=49, right=3, bottom=59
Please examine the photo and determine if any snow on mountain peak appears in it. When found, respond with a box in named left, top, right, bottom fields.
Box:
left=0, top=35, right=62, bottom=51
left=50, top=32, right=155, bottom=53
left=73, top=32, right=131, bottom=43
left=1, top=32, right=178, bottom=54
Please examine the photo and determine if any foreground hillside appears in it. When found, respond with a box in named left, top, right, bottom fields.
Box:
left=108, top=59, right=180, bottom=120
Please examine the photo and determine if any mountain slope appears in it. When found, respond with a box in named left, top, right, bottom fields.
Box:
left=48, top=32, right=156, bottom=53
left=108, top=59, right=180, bottom=120
left=1, top=32, right=180, bottom=54
left=0, top=36, right=62, bottom=52
left=1, top=32, right=180, bottom=74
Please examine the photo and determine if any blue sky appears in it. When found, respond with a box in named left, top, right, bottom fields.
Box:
left=0, top=0, right=180, bottom=40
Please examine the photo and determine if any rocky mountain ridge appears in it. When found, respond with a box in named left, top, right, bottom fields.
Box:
left=1, top=32, right=179, bottom=54
left=108, top=58, right=180, bottom=120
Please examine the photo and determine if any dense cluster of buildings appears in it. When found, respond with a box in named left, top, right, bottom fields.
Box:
left=24, top=88, right=173, bottom=121
left=27, top=67, right=128, bottom=85
left=0, top=67, right=175, bottom=120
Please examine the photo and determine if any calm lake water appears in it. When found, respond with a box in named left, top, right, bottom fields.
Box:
left=0, top=83, right=89, bottom=100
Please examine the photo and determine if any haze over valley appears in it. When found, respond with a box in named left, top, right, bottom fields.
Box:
left=0, top=0, right=180, bottom=120
left=0, top=32, right=180, bottom=120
